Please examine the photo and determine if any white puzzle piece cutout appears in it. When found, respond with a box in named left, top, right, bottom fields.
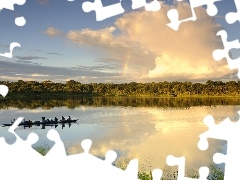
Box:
left=212, top=30, right=240, bottom=78
left=0, top=42, right=21, bottom=58
left=167, top=0, right=221, bottom=31
left=0, top=0, right=26, bottom=57
left=166, top=155, right=209, bottom=180
left=0, top=117, right=140, bottom=180
left=0, top=85, right=8, bottom=97
left=131, top=0, right=161, bottom=12
left=82, top=0, right=125, bottom=21
left=0, top=0, right=26, bottom=11
left=198, top=112, right=240, bottom=180
left=225, top=0, right=240, bottom=24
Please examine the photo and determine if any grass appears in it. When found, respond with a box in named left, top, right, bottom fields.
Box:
left=32, top=142, right=50, bottom=156
left=33, top=146, right=224, bottom=179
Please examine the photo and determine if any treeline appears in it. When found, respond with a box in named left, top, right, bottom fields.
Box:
left=0, top=97, right=240, bottom=110
left=1, top=80, right=240, bottom=97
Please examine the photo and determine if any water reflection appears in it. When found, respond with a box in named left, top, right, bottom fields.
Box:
left=0, top=97, right=240, bottom=109
left=0, top=100, right=238, bottom=173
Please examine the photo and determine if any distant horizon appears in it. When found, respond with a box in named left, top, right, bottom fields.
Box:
left=1, top=79, right=240, bottom=84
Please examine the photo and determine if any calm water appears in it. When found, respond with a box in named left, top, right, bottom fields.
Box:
left=0, top=97, right=239, bottom=172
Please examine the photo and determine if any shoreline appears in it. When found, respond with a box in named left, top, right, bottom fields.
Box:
left=2, top=93, right=240, bottom=99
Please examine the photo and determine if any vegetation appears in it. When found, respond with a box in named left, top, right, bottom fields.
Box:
left=1, top=80, right=240, bottom=98
left=33, top=143, right=50, bottom=156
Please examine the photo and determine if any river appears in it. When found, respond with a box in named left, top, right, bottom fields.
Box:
left=0, top=97, right=239, bottom=173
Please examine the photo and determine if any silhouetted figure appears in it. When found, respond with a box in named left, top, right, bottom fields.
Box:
left=54, top=117, right=58, bottom=123
left=11, top=119, right=15, bottom=123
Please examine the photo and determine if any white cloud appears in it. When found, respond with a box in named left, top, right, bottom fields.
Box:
left=45, top=2, right=236, bottom=82
left=30, top=73, right=49, bottom=77
left=67, top=26, right=157, bottom=74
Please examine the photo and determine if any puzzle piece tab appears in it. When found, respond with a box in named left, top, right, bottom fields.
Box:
left=166, top=155, right=209, bottom=180
left=0, top=42, right=21, bottom=58
left=152, top=168, right=163, bottom=180
left=225, top=0, right=240, bottom=24
left=0, top=0, right=26, bottom=11
left=0, top=85, right=8, bottom=97
left=167, top=0, right=221, bottom=31
left=212, top=30, right=240, bottom=78
left=198, top=112, right=240, bottom=180
left=45, top=129, right=66, bottom=157
left=131, top=0, right=161, bottom=12
left=65, top=139, right=139, bottom=180
left=82, top=0, right=125, bottom=21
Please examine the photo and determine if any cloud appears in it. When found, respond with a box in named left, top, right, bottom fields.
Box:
left=15, top=55, right=47, bottom=61
left=30, top=73, right=49, bottom=77
left=0, top=61, right=122, bottom=82
left=66, top=26, right=157, bottom=75
left=43, top=2, right=236, bottom=82
left=46, top=52, right=64, bottom=55
left=44, top=27, right=64, bottom=37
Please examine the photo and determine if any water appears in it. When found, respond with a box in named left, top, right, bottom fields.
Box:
left=0, top=97, right=239, bottom=172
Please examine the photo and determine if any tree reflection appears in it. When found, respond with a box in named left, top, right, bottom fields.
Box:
left=0, top=97, right=240, bottom=110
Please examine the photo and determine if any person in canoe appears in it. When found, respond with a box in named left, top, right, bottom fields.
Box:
left=54, top=117, right=58, bottom=123
left=11, top=119, right=15, bottom=123
left=61, top=116, right=65, bottom=122
left=67, top=116, right=71, bottom=121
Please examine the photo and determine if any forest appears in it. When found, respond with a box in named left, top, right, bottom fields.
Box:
left=1, top=80, right=240, bottom=98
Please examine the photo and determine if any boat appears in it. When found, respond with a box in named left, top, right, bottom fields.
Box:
left=2, top=117, right=79, bottom=127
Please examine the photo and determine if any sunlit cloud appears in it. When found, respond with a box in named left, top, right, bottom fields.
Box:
left=43, top=2, right=236, bottom=82
left=44, top=27, right=64, bottom=37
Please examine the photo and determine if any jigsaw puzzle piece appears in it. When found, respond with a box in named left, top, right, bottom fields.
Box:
left=212, top=30, right=240, bottom=77
left=213, top=151, right=240, bottom=180
left=198, top=114, right=239, bottom=149
left=45, top=129, right=66, bottom=157
left=0, top=85, right=8, bottom=97
left=167, top=0, right=221, bottom=31
left=82, top=0, right=125, bottom=21
left=64, top=139, right=139, bottom=180
left=0, top=0, right=26, bottom=11
left=152, top=168, right=163, bottom=180
left=0, top=117, right=42, bottom=179
left=7, top=117, right=41, bottom=156
left=166, top=155, right=209, bottom=180
left=131, top=0, right=161, bottom=11
left=225, top=0, right=240, bottom=24
left=0, top=42, right=21, bottom=58
left=198, top=112, right=240, bottom=180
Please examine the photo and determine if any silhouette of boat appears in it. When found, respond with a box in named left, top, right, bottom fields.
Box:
left=2, top=117, right=79, bottom=127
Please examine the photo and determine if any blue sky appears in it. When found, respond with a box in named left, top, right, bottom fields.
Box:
left=0, top=0, right=239, bottom=83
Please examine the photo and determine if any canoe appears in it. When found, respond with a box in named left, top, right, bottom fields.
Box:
left=2, top=119, right=79, bottom=127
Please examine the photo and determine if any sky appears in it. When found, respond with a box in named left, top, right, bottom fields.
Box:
left=0, top=0, right=240, bottom=83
